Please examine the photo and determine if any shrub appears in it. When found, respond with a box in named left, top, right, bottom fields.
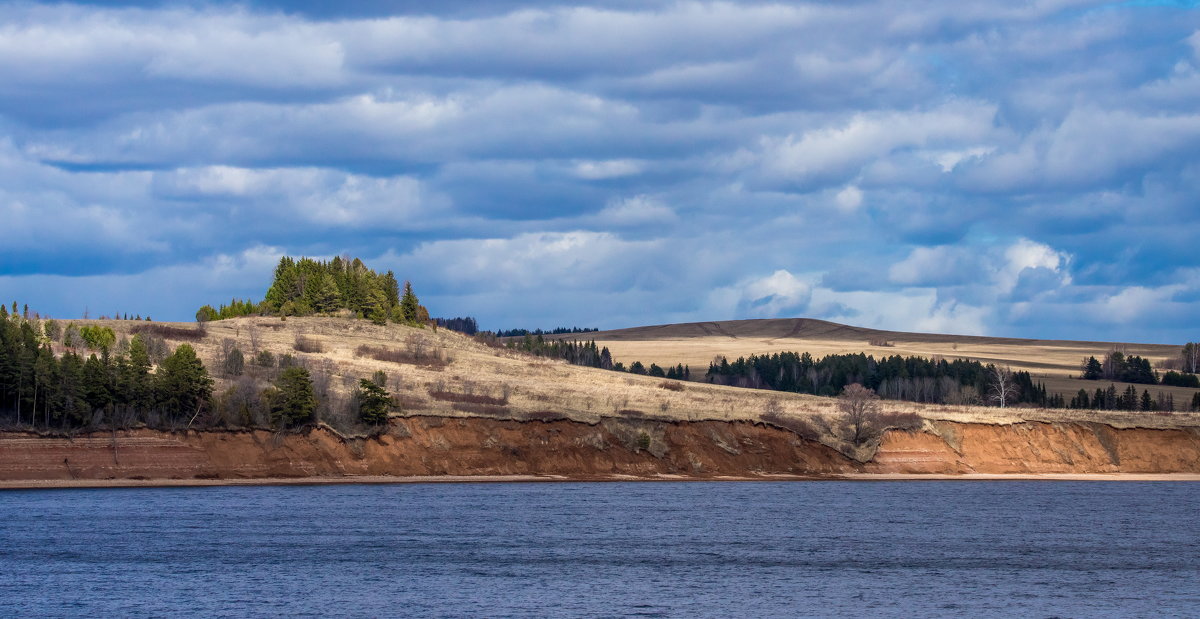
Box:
left=79, top=325, right=116, bottom=350
left=254, top=350, right=276, bottom=367
left=223, top=348, right=245, bottom=377
left=451, top=402, right=509, bottom=416
left=355, top=344, right=449, bottom=368
left=877, top=411, right=923, bottom=431
left=294, top=335, right=324, bottom=353
left=658, top=380, right=685, bottom=391
left=130, top=323, right=205, bottom=341
left=427, top=390, right=508, bottom=406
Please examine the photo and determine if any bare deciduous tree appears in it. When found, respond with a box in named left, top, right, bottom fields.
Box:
left=988, top=365, right=1019, bottom=408
left=247, top=325, right=262, bottom=355
left=838, top=383, right=880, bottom=445
left=1183, top=342, right=1200, bottom=375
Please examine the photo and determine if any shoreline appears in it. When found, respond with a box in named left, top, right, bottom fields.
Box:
left=3, top=472, right=1199, bottom=490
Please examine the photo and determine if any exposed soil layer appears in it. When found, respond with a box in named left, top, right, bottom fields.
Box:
left=1, top=417, right=1197, bottom=483
left=870, top=421, right=1200, bottom=474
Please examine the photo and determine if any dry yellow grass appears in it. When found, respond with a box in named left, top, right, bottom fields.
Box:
left=536, top=318, right=1196, bottom=401
left=63, top=316, right=1200, bottom=461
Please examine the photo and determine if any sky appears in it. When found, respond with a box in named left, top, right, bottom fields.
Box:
left=1, top=0, right=1199, bottom=342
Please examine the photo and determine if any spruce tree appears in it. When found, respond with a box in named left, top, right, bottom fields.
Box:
left=268, top=366, right=317, bottom=428
left=399, top=281, right=419, bottom=324
left=356, top=378, right=392, bottom=425
left=155, top=344, right=214, bottom=422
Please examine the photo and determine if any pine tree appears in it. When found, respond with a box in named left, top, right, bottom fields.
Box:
left=155, top=344, right=214, bottom=422
left=400, top=281, right=420, bottom=324
left=356, top=378, right=392, bottom=425
left=311, top=273, right=342, bottom=314
left=263, top=257, right=298, bottom=312
left=267, top=366, right=317, bottom=428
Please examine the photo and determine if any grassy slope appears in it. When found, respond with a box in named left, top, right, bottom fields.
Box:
left=56, top=316, right=1200, bottom=462
left=533, top=318, right=1200, bottom=404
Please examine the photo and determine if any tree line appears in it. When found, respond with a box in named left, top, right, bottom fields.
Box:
left=0, top=303, right=398, bottom=432
left=433, top=316, right=479, bottom=335
left=196, top=255, right=429, bottom=326
left=1068, top=384, right=1196, bottom=412
left=494, top=326, right=599, bottom=337
left=702, top=351, right=1055, bottom=407
left=507, top=335, right=614, bottom=369
left=1079, top=348, right=1200, bottom=388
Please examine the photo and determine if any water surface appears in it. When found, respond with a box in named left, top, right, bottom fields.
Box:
left=2, top=481, right=1198, bottom=617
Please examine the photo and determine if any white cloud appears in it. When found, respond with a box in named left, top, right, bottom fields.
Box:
left=812, top=287, right=989, bottom=335
left=572, top=159, right=643, bottom=180
left=834, top=185, right=863, bottom=212
left=384, top=231, right=663, bottom=292
left=758, top=101, right=999, bottom=185
left=592, top=195, right=677, bottom=226
left=888, top=246, right=975, bottom=286
left=707, top=269, right=813, bottom=318
left=997, top=237, right=1071, bottom=293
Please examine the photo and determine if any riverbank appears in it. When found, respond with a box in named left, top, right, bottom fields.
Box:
left=2, top=416, right=1198, bottom=486
left=4, top=471, right=1200, bottom=490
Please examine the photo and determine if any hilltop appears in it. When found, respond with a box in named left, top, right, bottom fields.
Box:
left=531, top=317, right=1197, bottom=404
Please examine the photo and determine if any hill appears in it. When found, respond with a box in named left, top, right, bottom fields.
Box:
left=532, top=317, right=1196, bottom=403
left=4, top=315, right=1200, bottom=484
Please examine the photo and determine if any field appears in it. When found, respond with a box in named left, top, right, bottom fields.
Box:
left=533, top=318, right=1198, bottom=403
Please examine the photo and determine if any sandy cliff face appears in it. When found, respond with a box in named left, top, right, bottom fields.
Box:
left=1, top=418, right=1197, bottom=482
left=869, top=421, right=1200, bottom=474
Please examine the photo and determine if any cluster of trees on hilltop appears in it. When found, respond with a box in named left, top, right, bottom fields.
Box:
left=0, top=303, right=399, bottom=432
left=624, top=361, right=692, bottom=380
left=1079, top=349, right=1200, bottom=388
left=495, top=326, right=599, bottom=337
left=508, top=335, right=614, bottom=369
left=433, top=317, right=478, bottom=335
left=196, top=256, right=429, bottom=326
left=1079, top=352, right=1157, bottom=384
left=703, top=352, right=1053, bottom=407
left=195, top=298, right=259, bottom=322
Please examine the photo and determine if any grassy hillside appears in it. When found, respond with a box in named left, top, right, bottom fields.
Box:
left=51, top=316, right=1196, bottom=464
left=532, top=318, right=1197, bottom=403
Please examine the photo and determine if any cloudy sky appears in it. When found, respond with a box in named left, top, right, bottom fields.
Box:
left=1, top=0, right=1199, bottom=342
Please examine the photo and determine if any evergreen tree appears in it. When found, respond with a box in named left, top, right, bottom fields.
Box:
left=263, top=256, right=299, bottom=312
left=310, top=273, right=342, bottom=314
left=356, top=378, right=392, bottom=425
left=81, top=354, right=113, bottom=416
left=118, top=336, right=154, bottom=413
left=399, top=281, right=420, bottom=324
left=155, top=344, right=214, bottom=422
left=267, top=366, right=317, bottom=427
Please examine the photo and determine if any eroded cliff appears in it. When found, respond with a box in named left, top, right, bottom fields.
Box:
left=2, top=416, right=1198, bottom=483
